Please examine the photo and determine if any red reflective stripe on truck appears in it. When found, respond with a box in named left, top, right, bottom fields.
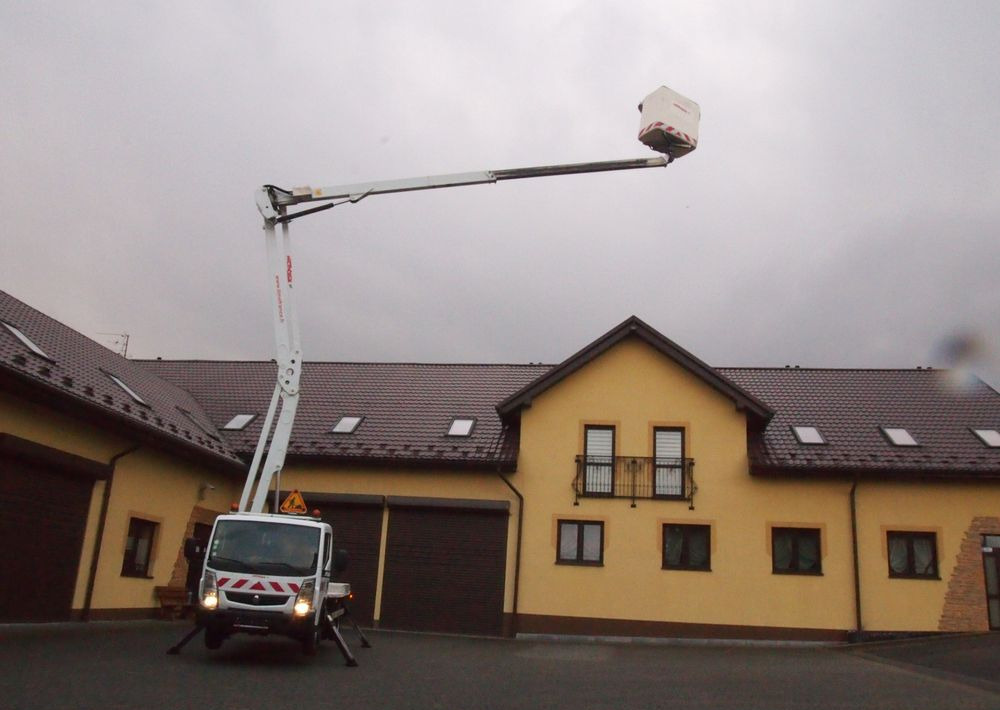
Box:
left=249, top=581, right=266, bottom=591
left=289, top=583, right=300, bottom=593
left=231, top=578, right=248, bottom=589
left=218, top=578, right=231, bottom=587
left=270, top=581, right=284, bottom=592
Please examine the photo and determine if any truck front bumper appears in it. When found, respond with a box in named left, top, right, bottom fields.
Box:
left=196, top=607, right=312, bottom=638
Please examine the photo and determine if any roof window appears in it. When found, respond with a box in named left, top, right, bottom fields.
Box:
left=447, top=418, right=476, bottom=437
left=2, top=321, right=52, bottom=360
left=332, top=416, right=363, bottom=434
left=881, top=427, right=918, bottom=447
left=972, top=429, right=1000, bottom=448
left=223, top=414, right=256, bottom=431
left=792, top=426, right=826, bottom=445
left=105, top=372, right=148, bottom=406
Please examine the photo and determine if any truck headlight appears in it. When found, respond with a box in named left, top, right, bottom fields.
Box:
left=201, top=570, right=219, bottom=610
left=293, top=579, right=314, bottom=617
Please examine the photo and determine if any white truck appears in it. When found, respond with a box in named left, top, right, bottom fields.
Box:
left=172, top=85, right=697, bottom=663
left=195, top=511, right=355, bottom=657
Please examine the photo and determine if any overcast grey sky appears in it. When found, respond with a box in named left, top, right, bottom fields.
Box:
left=2, top=1, right=998, bottom=388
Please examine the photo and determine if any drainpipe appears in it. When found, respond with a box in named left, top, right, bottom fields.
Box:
left=497, top=471, right=524, bottom=637
left=849, top=478, right=864, bottom=642
left=81, top=444, right=141, bottom=621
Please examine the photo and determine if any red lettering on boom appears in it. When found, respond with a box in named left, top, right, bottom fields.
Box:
left=275, top=275, right=285, bottom=321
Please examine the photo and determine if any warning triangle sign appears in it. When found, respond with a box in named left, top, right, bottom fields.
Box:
left=280, top=489, right=308, bottom=514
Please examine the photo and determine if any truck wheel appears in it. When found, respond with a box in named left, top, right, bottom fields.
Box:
left=204, top=628, right=223, bottom=650
left=302, top=622, right=320, bottom=656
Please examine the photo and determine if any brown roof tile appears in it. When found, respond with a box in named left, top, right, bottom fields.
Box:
left=0, top=289, right=242, bottom=469
left=6, top=285, right=998, bottom=481
left=719, top=367, right=1000, bottom=478
left=138, top=360, right=551, bottom=470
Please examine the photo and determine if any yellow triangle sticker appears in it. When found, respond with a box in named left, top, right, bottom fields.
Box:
left=280, top=489, right=308, bottom=514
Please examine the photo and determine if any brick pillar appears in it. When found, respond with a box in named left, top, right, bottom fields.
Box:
left=938, top=516, right=1000, bottom=632
left=167, top=506, right=223, bottom=588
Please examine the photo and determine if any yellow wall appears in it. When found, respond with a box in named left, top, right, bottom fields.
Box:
left=857, top=481, right=1000, bottom=631
left=88, top=447, right=236, bottom=610
left=5, top=337, right=999, bottom=634
left=0, top=391, right=237, bottom=613
left=517, top=338, right=849, bottom=632
left=515, top=337, right=1000, bottom=634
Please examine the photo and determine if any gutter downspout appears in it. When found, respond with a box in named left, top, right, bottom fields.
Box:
left=497, top=471, right=523, bottom=638
left=81, top=444, right=141, bottom=621
left=849, top=478, right=863, bottom=642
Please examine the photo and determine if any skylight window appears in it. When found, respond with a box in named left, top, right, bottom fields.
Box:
left=332, top=416, right=362, bottom=434
left=881, top=427, right=918, bottom=447
left=447, top=418, right=476, bottom=437
left=105, top=372, right=148, bottom=406
left=972, top=429, right=1000, bottom=448
left=792, top=426, right=826, bottom=445
left=2, top=321, right=52, bottom=360
left=223, top=414, right=256, bottom=431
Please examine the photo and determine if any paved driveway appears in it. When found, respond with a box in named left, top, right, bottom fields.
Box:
left=1, top=622, right=998, bottom=710
left=842, top=632, right=1000, bottom=693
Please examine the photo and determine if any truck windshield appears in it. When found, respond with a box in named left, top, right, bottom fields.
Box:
left=208, top=520, right=319, bottom=576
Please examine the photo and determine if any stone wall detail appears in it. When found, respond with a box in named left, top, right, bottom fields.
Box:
left=939, top=516, right=1000, bottom=632
left=167, top=506, right=223, bottom=588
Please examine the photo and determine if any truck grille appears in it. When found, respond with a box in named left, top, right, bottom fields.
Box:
left=225, top=591, right=290, bottom=606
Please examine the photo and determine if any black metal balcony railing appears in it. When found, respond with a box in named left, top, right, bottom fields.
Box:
left=573, top=455, right=696, bottom=509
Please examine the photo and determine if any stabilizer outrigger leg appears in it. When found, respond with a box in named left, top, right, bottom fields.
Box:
left=340, top=598, right=372, bottom=648
left=323, top=605, right=358, bottom=667
left=166, top=623, right=203, bottom=655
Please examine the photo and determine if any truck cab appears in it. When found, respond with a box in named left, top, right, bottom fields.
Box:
left=195, top=512, right=342, bottom=654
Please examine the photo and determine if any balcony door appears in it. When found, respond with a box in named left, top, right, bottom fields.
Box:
left=584, top=426, right=614, bottom=495
left=654, top=428, right=684, bottom=497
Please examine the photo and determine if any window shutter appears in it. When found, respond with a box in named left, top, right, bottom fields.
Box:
left=654, top=429, right=683, bottom=496
left=584, top=428, right=614, bottom=494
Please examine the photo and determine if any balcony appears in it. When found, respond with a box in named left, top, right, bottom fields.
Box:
left=573, top=455, right=696, bottom=508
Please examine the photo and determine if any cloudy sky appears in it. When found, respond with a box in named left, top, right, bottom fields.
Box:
left=2, top=1, right=998, bottom=388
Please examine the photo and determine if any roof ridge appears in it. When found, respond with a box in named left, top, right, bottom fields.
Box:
left=137, top=359, right=556, bottom=367
left=716, top=366, right=947, bottom=372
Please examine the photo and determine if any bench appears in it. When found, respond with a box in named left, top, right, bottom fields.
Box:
left=154, top=586, right=191, bottom=620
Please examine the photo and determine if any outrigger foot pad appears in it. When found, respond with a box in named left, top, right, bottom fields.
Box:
left=167, top=625, right=203, bottom=655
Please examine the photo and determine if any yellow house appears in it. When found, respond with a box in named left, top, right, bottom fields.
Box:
left=3, top=289, right=999, bottom=641
left=0, top=291, right=242, bottom=622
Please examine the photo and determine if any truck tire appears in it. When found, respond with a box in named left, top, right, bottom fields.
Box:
left=302, top=622, right=320, bottom=656
left=204, top=628, right=224, bottom=650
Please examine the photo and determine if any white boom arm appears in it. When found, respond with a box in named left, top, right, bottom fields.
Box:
left=239, top=155, right=671, bottom=512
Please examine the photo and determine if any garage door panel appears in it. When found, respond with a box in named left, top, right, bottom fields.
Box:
left=0, top=458, right=92, bottom=622
left=380, top=507, right=508, bottom=636
left=322, top=504, right=382, bottom=626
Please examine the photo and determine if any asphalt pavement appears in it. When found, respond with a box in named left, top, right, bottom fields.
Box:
left=0, top=621, right=997, bottom=710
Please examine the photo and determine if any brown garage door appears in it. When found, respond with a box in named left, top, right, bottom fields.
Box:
left=0, top=456, right=94, bottom=622
left=304, top=493, right=383, bottom=627
left=379, top=499, right=509, bottom=636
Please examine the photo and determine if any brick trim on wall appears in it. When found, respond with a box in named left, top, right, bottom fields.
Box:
left=166, top=506, right=223, bottom=588
left=938, top=516, right=1000, bottom=632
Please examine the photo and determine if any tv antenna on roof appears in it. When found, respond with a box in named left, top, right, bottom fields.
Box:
left=97, top=332, right=130, bottom=357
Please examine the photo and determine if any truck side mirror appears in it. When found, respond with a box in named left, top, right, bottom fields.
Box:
left=333, top=548, right=349, bottom=574
left=184, top=537, right=205, bottom=561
